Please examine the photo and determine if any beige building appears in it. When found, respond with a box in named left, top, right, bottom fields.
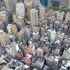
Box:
left=64, top=0, right=70, bottom=8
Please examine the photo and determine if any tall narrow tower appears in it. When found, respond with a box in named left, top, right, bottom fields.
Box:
left=30, top=8, right=39, bottom=26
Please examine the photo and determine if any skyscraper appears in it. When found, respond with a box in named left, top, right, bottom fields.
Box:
left=5, top=0, right=17, bottom=12
left=51, top=0, right=65, bottom=7
left=40, top=0, right=48, bottom=8
left=64, top=0, right=70, bottom=8
left=30, top=8, right=38, bottom=26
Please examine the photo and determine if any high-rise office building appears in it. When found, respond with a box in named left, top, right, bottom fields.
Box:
left=50, top=0, right=64, bottom=7
left=56, top=0, right=70, bottom=8
left=64, top=0, right=70, bottom=8
left=30, top=8, right=38, bottom=26
left=40, top=0, right=48, bottom=7
left=5, top=0, right=17, bottom=12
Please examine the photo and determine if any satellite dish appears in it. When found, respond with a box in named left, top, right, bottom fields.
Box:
left=40, top=0, right=48, bottom=7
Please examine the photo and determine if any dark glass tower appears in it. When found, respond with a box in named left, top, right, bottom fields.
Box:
left=40, top=0, right=48, bottom=8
